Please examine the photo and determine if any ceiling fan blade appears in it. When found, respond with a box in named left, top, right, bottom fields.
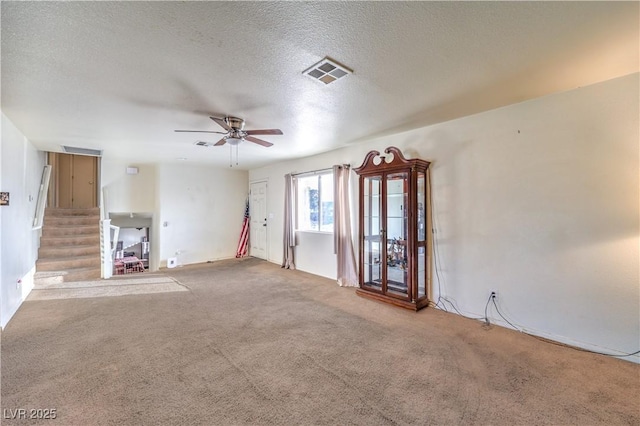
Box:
left=175, top=130, right=226, bottom=134
left=245, top=135, right=273, bottom=147
left=210, top=116, right=231, bottom=131
left=214, top=137, right=227, bottom=146
left=245, top=129, right=283, bottom=136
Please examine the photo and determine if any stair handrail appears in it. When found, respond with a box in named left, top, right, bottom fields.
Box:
left=100, top=219, right=120, bottom=279
left=100, top=187, right=107, bottom=221
left=32, top=165, right=52, bottom=230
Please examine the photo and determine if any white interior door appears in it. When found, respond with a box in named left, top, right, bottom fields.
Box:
left=250, top=181, right=268, bottom=260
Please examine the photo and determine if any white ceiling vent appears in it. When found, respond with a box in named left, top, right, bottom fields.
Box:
left=194, top=141, right=213, bottom=147
left=303, top=57, right=352, bottom=85
left=62, top=146, right=102, bottom=156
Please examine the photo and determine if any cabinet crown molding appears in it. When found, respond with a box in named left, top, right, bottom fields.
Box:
left=354, top=146, right=430, bottom=173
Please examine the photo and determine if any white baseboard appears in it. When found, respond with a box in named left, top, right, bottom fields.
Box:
left=433, top=303, right=639, bottom=364
left=2, top=267, right=35, bottom=329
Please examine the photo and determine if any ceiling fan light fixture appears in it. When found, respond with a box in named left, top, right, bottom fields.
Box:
left=226, top=136, right=243, bottom=146
left=303, top=57, right=352, bottom=85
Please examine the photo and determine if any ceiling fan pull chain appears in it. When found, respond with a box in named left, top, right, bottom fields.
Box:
left=229, top=145, right=232, bottom=168
left=236, top=144, right=239, bottom=166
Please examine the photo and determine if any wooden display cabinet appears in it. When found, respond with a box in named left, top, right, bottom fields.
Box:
left=354, top=146, right=432, bottom=310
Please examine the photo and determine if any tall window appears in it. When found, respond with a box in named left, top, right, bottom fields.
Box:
left=296, top=172, right=334, bottom=232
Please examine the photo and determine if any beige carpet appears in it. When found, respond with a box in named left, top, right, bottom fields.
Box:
left=1, top=258, right=638, bottom=425
left=28, top=275, right=189, bottom=301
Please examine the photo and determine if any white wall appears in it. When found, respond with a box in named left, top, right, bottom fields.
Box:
left=102, top=159, right=158, bottom=269
left=102, top=159, right=157, bottom=214
left=295, top=231, right=337, bottom=280
left=156, top=164, right=248, bottom=266
left=101, top=160, right=249, bottom=269
left=0, top=113, right=46, bottom=328
left=250, top=73, right=639, bottom=359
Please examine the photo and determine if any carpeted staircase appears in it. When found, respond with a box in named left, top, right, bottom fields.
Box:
left=35, top=207, right=101, bottom=285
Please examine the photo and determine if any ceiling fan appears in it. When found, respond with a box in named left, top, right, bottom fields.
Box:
left=175, top=116, right=282, bottom=147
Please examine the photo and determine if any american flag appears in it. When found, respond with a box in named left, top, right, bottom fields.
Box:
left=235, top=198, right=250, bottom=258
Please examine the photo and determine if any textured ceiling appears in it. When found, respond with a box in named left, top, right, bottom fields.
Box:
left=2, top=1, right=638, bottom=169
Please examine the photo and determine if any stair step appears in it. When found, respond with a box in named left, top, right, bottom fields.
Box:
left=34, top=271, right=68, bottom=288
left=64, top=267, right=102, bottom=282
left=39, top=244, right=100, bottom=258
left=45, top=208, right=100, bottom=217
left=40, top=234, right=100, bottom=246
left=44, top=215, right=100, bottom=226
left=42, top=224, right=99, bottom=237
left=36, top=255, right=101, bottom=271
left=37, top=207, right=103, bottom=282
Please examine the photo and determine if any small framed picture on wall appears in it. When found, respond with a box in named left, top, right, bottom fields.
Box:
left=0, top=192, right=9, bottom=206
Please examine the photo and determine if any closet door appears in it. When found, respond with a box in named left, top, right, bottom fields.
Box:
left=57, top=154, right=74, bottom=208
left=51, top=153, right=98, bottom=208
left=71, top=155, right=97, bottom=208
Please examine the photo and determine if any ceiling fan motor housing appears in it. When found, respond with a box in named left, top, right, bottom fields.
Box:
left=225, top=116, right=245, bottom=130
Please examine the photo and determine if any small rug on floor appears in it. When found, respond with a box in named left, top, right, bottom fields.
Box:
left=28, top=275, right=189, bottom=301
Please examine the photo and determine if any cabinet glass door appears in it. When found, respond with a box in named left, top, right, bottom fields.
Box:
left=385, top=172, right=408, bottom=296
left=417, top=172, right=426, bottom=299
left=363, top=176, right=382, bottom=289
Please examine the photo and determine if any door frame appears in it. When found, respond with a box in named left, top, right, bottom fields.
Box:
left=249, top=179, right=269, bottom=260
